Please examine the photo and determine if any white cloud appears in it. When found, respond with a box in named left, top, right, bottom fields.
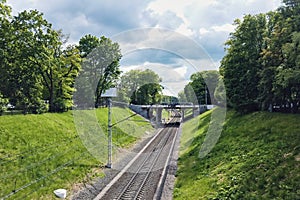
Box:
left=142, top=0, right=282, bottom=64
left=145, top=0, right=197, bottom=37
left=199, top=28, right=210, bottom=36
left=211, top=23, right=236, bottom=33
left=146, top=0, right=194, bottom=16
left=174, top=66, right=188, bottom=77
left=175, top=24, right=195, bottom=37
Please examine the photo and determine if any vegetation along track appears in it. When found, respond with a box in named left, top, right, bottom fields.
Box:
left=95, top=113, right=181, bottom=200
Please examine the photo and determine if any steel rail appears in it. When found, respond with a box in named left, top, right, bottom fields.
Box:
left=116, top=125, right=176, bottom=200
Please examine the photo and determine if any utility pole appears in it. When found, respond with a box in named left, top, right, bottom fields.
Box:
left=106, top=97, right=112, bottom=168
left=205, top=85, right=208, bottom=105
left=101, top=88, right=117, bottom=169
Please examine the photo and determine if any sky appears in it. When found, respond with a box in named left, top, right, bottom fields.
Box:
left=7, top=0, right=283, bottom=96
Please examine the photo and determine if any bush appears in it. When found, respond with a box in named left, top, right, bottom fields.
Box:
left=29, top=100, right=48, bottom=114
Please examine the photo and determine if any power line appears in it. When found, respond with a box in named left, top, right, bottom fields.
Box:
left=1, top=151, right=89, bottom=200
left=15, top=150, right=100, bottom=200
left=0, top=143, right=79, bottom=180
left=0, top=135, right=80, bottom=165
left=110, top=113, right=137, bottom=127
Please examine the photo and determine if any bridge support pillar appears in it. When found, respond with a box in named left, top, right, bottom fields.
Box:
left=193, top=107, right=199, bottom=117
left=156, top=107, right=163, bottom=126
left=147, top=108, right=153, bottom=119
left=181, top=110, right=184, bottom=120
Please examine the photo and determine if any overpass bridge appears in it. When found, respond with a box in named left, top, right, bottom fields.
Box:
left=129, top=104, right=208, bottom=127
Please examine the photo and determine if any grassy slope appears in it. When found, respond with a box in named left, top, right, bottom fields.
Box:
left=174, top=108, right=300, bottom=199
left=0, top=107, right=153, bottom=199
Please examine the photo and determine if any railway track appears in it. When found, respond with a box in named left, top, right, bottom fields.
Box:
left=94, top=112, right=181, bottom=200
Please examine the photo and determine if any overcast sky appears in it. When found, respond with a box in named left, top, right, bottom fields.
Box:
left=7, top=0, right=283, bottom=95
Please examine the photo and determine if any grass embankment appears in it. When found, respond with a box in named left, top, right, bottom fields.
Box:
left=174, top=108, right=300, bottom=199
left=0, top=107, right=153, bottom=199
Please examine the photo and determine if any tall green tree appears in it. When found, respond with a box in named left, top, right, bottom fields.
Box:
left=11, top=10, right=81, bottom=112
left=220, top=0, right=299, bottom=113
left=3, top=10, right=50, bottom=113
left=0, top=4, right=82, bottom=113
left=78, top=34, right=122, bottom=107
left=78, top=34, right=101, bottom=58
left=0, top=0, right=12, bottom=105
left=49, top=45, right=82, bottom=111
left=221, top=14, right=266, bottom=113
left=258, top=11, right=286, bottom=110
left=274, top=32, right=300, bottom=112
left=258, top=0, right=299, bottom=112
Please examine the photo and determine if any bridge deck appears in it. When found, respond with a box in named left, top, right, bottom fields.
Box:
left=137, top=105, right=202, bottom=109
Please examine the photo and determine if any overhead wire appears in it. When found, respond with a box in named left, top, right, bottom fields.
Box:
left=1, top=151, right=90, bottom=200
left=0, top=142, right=80, bottom=180
left=0, top=135, right=80, bottom=165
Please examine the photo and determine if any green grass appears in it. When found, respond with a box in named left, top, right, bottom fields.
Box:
left=174, top=108, right=300, bottom=199
left=0, top=107, right=153, bottom=199
left=183, top=108, right=193, bottom=118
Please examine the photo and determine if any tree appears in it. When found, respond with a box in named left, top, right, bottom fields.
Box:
left=118, top=69, right=141, bottom=103
left=221, top=14, right=266, bottom=113
left=258, top=11, right=286, bottom=111
left=189, top=72, right=206, bottom=104
left=214, top=76, right=227, bottom=106
left=78, top=34, right=100, bottom=58
left=0, top=0, right=12, bottom=107
left=220, top=1, right=299, bottom=113
left=200, top=70, right=220, bottom=104
left=283, top=0, right=300, bottom=7
left=118, top=69, right=162, bottom=104
left=178, top=90, right=187, bottom=103
left=274, top=32, right=300, bottom=113
left=258, top=2, right=299, bottom=113
left=10, top=10, right=82, bottom=112
left=0, top=0, right=11, bottom=64
left=183, top=83, right=198, bottom=104
left=0, top=6, right=82, bottom=113
left=50, top=45, right=82, bottom=112
left=162, top=95, right=179, bottom=104
left=182, top=70, right=219, bottom=105
left=78, top=35, right=122, bottom=107
left=2, top=9, right=51, bottom=113
left=135, top=83, right=163, bottom=105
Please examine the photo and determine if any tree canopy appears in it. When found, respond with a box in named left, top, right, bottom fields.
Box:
left=180, top=70, right=220, bottom=105
left=220, top=0, right=300, bottom=113
left=117, top=69, right=162, bottom=105
left=77, top=34, right=122, bottom=108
